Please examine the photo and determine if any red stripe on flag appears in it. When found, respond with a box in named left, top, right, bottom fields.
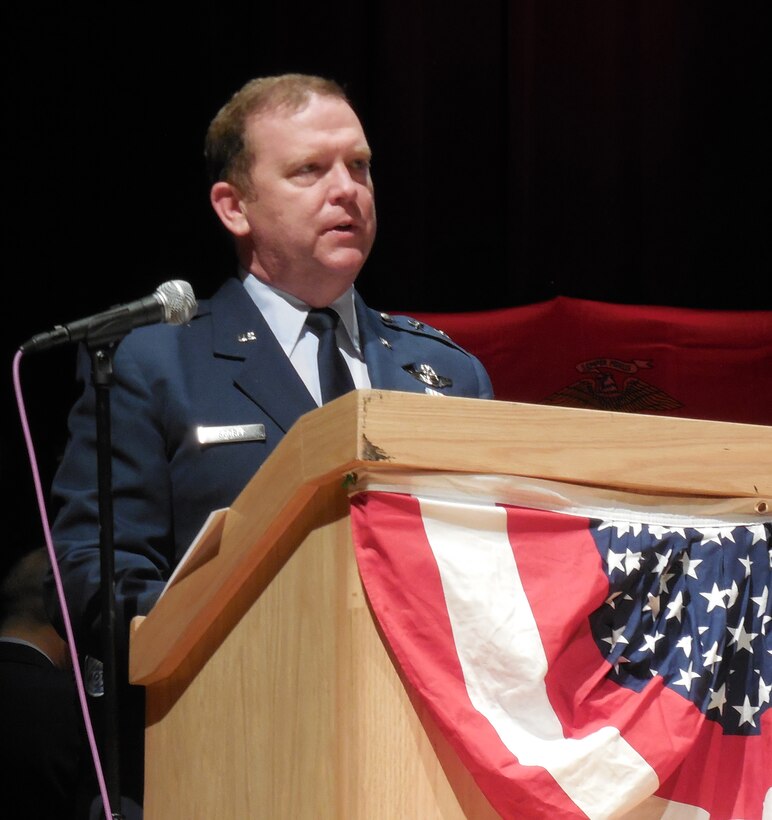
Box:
left=352, top=491, right=594, bottom=818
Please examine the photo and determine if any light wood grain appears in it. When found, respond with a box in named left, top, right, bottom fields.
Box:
left=142, top=487, right=498, bottom=818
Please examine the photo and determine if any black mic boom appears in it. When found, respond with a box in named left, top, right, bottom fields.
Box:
left=20, top=280, right=198, bottom=354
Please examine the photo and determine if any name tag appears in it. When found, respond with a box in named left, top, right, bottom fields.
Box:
left=196, top=423, right=266, bottom=445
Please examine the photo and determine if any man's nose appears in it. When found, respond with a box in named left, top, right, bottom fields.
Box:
left=328, top=162, right=358, bottom=201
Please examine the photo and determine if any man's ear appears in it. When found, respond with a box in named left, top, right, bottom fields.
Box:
left=210, top=181, right=251, bottom=237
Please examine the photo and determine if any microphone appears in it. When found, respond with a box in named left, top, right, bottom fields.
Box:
left=20, top=280, right=198, bottom=354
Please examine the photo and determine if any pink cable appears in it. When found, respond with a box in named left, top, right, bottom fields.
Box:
left=12, top=349, right=113, bottom=819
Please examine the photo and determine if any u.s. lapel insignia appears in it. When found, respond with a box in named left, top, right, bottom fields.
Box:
left=403, top=363, right=452, bottom=388
left=237, top=331, right=257, bottom=342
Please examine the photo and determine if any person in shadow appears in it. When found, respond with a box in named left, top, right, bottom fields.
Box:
left=0, top=547, right=93, bottom=819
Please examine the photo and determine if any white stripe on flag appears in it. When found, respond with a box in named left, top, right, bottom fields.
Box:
left=418, top=495, right=660, bottom=820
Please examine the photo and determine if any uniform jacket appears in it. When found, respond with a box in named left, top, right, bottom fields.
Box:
left=48, top=276, right=494, bottom=660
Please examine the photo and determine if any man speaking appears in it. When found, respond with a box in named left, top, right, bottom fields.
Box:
left=46, top=73, right=494, bottom=815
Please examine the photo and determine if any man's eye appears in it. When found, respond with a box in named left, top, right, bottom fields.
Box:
left=296, top=163, right=318, bottom=175
left=351, top=158, right=371, bottom=172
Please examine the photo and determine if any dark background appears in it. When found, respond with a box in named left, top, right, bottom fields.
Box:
left=2, top=3, right=770, bottom=573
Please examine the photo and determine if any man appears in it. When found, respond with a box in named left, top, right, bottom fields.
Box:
left=1, top=548, right=89, bottom=818
left=47, top=73, right=494, bottom=812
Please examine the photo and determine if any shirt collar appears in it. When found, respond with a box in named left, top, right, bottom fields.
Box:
left=0, top=636, right=55, bottom=665
left=240, top=270, right=362, bottom=356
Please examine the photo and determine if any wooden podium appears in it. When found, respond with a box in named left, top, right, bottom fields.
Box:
left=129, top=390, right=772, bottom=818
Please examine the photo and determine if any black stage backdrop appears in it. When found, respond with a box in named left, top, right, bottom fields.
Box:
left=2, top=3, right=769, bottom=570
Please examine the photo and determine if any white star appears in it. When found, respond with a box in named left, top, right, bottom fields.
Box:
left=759, top=676, right=772, bottom=706
left=672, top=662, right=701, bottom=692
left=738, top=556, right=753, bottom=577
left=727, top=621, right=759, bottom=653
left=607, top=549, right=626, bottom=575
left=602, top=625, right=629, bottom=652
left=707, top=683, right=727, bottom=714
left=676, top=635, right=693, bottom=657
left=749, top=523, right=767, bottom=545
left=612, top=655, right=631, bottom=675
left=698, top=526, right=737, bottom=547
left=624, top=548, right=643, bottom=575
left=659, top=570, right=676, bottom=595
left=751, top=585, right=769, bottom=618
left=700, top=583, right=728, bottom=613
left=598, top=520, right=642, bottom=538
left=642, top=592, right=661, bottom=617
left=666, top=590, right=685, bottom=622
left=680, top=553, right=703, bottom=579
left=725, top=580, right=740, bottom=609
left=605, top=590, right=623, bottom=608
left=639, top=631, right=665, bottom=653
left=698, top=527, right=723, bottom=547
left=652, top=549, right=673, bottom=574
left=732, top=695, right=761, bottom=728
left=721, top=526, right=738, bottom=543
left=702, top=641, right=723, bottom=669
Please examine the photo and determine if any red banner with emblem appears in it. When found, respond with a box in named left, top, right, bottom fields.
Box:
left=406, top=296, right=772, bottom=426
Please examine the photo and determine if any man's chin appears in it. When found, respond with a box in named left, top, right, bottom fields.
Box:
left=320, top=250, right=370, bottom=280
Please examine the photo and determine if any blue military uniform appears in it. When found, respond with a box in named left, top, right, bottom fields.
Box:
left=49, top=275, right=493, bottom=656
left=46, top=274, right=493, bottom=813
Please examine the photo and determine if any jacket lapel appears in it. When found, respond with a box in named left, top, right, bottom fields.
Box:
left=210, top=278, right=317, bottom=433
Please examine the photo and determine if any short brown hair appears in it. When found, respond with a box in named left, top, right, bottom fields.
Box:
left=204, top=73, right=350, bottom=190
left=0, top=548, right=50, bottom=627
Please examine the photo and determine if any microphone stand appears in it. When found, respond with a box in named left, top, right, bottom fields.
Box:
left=89, top=341, right=125, bottom=820
left=20, top=283, right=195, bottom=819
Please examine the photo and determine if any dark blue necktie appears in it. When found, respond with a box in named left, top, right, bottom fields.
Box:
left=304, top=308, right=355, bottom=403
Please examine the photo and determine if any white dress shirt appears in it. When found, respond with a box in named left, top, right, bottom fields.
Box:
left=241, top=271, right=371, bottom=406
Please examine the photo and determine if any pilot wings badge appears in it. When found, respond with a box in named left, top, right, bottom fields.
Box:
left=403, top=363, right=453, bottom=389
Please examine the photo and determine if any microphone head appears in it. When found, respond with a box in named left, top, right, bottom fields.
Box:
left=155, top=280, right=197, bottom=325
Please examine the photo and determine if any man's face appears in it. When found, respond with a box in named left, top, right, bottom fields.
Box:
left=234, top=93, right=376, bottom=306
